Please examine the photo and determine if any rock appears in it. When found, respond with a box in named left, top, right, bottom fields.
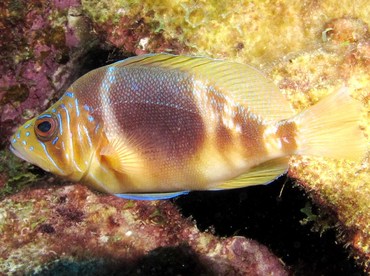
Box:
left=1, top=0, right=369, bottom=273
left=0, top=184, right=288, bottom=275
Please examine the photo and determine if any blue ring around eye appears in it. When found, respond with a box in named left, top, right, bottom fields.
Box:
left=38, top=114, right=52, bottom=119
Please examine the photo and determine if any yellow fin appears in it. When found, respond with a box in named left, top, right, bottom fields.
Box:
left=100, top=136, right=143, bottom=174
left=211, top=157, right=289, bottom=190
left=293, top=87, right=367, bottom=161
left=112, top=54, right=295, bottom=121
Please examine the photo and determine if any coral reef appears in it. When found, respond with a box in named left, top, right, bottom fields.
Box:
left=0, top=0, right=95, bottom=146
left=269, top=17, right=370, bottom=270
left=0, top=184, right=287, bottom=275
left=0, top=0, right=369, bottom=274
left=80, top=0, right=370, bottom=65
left=0, top=149, right=41, bottom=198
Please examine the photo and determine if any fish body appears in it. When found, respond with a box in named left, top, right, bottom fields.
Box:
left=10, top=54, right=366, bottom=199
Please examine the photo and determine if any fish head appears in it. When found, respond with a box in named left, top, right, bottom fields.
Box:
left=9, top=91, right=103, bottom=181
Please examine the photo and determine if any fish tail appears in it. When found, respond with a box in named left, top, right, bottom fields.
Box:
left=292, top=87, right=367, bottom=161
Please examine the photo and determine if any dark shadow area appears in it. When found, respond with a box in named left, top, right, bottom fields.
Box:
left=35, top=245, right=215, bottom=276
left=117, top=245, right=216, bottom=276
left=175, top=177, right=364, bottom=275
left=76, top=46, right=130, bottom=76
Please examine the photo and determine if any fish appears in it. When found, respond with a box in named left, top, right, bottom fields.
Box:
left=9, top=54, right=367, bottom=200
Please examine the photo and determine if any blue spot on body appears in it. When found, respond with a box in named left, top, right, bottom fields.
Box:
left=24, top=123, right=31, bottom=129
left=107, top=66, right=115, bottom=74
left=26, top=132, right=30, bottom=137
left=88, top=116, right=94, bottom=122
left=108, top=75, right=115, bottom=83
left=65, top=92, right=74, bottom=98
left=68, top=103, right=73, bottom=108
left=52, top=109, right=56, bottom=113
left=22, top=141, right=27, bottom=145
left=131, top=82, right=140, bottom=92
left=12, top=138, right=16, bottom=144
left=52, top=136, right=59, bottom=145
left=83, top=105, right=90, bottom=112
left=30, top=146, right=34, bottom=151
left=16, top=132, right=21, bottom=139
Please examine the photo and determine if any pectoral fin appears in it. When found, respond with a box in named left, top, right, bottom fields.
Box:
left=100, top=136, right=143, bottom=174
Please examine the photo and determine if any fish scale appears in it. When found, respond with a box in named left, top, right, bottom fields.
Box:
left=9, top=54, right=366, bottom=200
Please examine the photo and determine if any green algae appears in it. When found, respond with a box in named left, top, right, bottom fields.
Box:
left=81, top=0, right=131, bottom=23
left=81, top=0, right=370, bottom=66
left=300, top=202, right=335, bottom=236
left=32, top=258, right=109, bottom=276
left=0, top=149, right=41, bottom=199
left=0, top=84, right=29, bottom=106
left=148, top=208, right=166, bottom=225
left=0, top=199, right=34, bottom=237
left=122, top=200, right=135, bottom=209
left=7, top=0, right=27, bottom=22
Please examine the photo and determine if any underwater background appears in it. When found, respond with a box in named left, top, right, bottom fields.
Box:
left=0, top=0, right=369, bottom=275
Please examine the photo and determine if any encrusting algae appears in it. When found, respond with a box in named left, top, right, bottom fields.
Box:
left=1, top=0, right=370, bottom=273
left=0, top=184, right=288, bottom=275
left=269, top=17, right=370, bottom=271
left=81, top=0, right=370, bottom=63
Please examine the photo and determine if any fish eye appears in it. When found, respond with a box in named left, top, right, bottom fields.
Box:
left=38, top=121, right=52, bottom=132
left=35, top=115, right=58, bottom=141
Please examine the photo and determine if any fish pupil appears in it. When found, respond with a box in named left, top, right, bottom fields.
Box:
left=37, top=121, right=51, bottom=133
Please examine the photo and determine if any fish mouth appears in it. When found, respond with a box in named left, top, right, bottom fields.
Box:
left=9, top=143, right=51, bottom=172
left=9, top=144, right=29, bottom=162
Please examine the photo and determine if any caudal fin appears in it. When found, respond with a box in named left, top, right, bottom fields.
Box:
left=293, top=87, right=367, bottom=161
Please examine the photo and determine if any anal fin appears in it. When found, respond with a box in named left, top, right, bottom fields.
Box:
left=211, top=157, right=289, bottom=190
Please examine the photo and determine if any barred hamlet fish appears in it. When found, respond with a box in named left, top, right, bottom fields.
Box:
left=9, top=54, right=366, bottom=200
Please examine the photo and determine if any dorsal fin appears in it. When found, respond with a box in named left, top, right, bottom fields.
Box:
left=111, top=54, right=295, bottom=121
